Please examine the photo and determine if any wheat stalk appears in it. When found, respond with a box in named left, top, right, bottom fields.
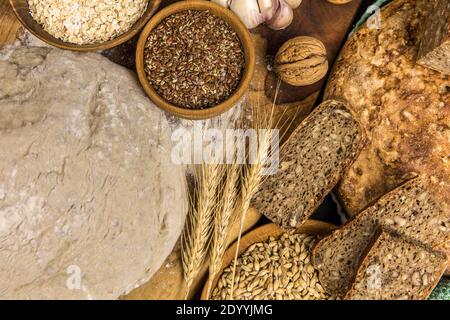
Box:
left=228, top=106, right=275, bottom=299
left=181, top=162, right=222, bottom=299
left=206, top=161, right=240, bottom=299
left=184, top=77, right=299, bottom=299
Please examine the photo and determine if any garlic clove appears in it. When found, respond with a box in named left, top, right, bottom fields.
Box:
left=267, top=0, right=294, bottom=30
left=211, top=0, right=231, bottom=8
left=230, top=0, right=265, bottom=29
left=284, top=0, right=303, bottom=9
left=257, top=0, right=280, bottom=21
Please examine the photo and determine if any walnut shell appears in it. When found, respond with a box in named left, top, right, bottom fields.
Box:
left=275, top=36, right=329, bottom=86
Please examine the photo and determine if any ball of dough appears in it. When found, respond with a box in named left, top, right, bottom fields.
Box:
left=0, top=46, right=187, bottom=299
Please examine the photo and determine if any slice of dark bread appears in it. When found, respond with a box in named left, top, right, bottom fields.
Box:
left=416, top=0, right=450, bottom=75
left=253, top=100, right=366, bottom=229
left=313, top=177, right=450, bottom=296
left=345, top=230, right=447, bottom=300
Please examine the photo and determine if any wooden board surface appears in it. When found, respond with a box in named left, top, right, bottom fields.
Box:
left=122, top=208, right=262, bottom=300
left=0, top=0, right=22, bottom=44
left=260, top=0, right=363, bottom=104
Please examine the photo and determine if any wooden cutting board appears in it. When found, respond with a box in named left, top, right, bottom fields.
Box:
left=0, top=0, right=22, bottom=44
left=122, top=208, right=262, bottom=300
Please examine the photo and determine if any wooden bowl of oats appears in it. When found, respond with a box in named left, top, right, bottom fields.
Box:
left=136, top=1, right=256, bottom=120
left=201, top=220, right=337, bottom=300
left=9, top=0, right=161, bottom=51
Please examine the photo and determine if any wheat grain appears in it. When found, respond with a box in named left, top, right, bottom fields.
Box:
left=211, top=233, right=338, bottom=300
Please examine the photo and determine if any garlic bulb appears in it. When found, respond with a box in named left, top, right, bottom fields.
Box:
left=214, top=0, right=296, bottom=30
left=230, top=0, right=264, bottom=29
left=258, top=0, right=279, bottom=21
left=284, top=0, right=303, bottom=9
left=211, top=0, right=231, bottom=8
left=267, top=0, right=294, bottom=30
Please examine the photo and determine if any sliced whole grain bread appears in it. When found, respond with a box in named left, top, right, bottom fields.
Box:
left=345, top=230, right=447, bottom=300
left=416, top=0, right=450, bottom=75
left=312, top=177, right=450, bottom=296
left=253, top=100, right=366, bottom=230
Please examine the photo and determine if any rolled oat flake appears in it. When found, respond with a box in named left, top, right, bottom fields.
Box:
left=28, top=0, right=148, bottom=45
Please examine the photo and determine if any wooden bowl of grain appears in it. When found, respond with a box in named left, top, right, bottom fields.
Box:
left=136, top=0, right=256, bottom=120
left=201, top=220, right=337, bottom=300
left=9, top=0, right=161, bottom=51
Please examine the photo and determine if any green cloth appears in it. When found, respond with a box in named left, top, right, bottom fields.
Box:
left=430, top=278, right=450, bottom=300
left=352, top=0, right=392, bottom=33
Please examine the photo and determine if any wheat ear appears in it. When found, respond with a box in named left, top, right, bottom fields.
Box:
left=206, top=161, right=240, bottom=299
left=229, top=107, right=275, bottom=299
left=181, top=163, right=222, bottom=299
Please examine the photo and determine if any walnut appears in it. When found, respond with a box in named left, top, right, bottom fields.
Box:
left=274, top=36, right=328, bottom=87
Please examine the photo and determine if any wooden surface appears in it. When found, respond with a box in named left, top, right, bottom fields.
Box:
left=0, top=0, right=21, bottom=44
left=8, top=0, right=162, bottom=51
left=122, top=208, right=262, bottom=300
left=260, top=0, right=364, bottom=104
left=200, top=220, right=337, bottom=300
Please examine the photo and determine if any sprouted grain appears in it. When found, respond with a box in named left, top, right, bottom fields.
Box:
left=211, top=233, right=337, bottom=300
left=144, top=10, right=245, bottom=109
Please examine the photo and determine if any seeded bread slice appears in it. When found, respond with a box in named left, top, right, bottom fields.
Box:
left=345, top=231, right=447, bottom=300
left=416, top=0, right=450, bottom=75
left=312, top=177, right=450, bottom=296
left=253, top=100, right=366, bottom=230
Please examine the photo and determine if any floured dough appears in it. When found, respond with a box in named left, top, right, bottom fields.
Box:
left=0, top=46, right=187, bottom=299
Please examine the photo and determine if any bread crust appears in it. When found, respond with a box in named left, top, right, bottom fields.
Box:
left=324, top=0, right=450, bottom=216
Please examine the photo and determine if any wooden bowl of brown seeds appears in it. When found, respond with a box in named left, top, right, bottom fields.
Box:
left=201, top=220, right=338, bottom=300
left=9, top=0, right=161, bottom=51
left=135, top=0, right=256, bottom=120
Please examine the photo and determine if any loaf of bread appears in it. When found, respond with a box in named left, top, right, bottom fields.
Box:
left=324, top=0, right=450, bottom=217
left=345, top=231, right=447, bottom=300
left=253, top=100, right=366, bottom=229
left=312, top=177, right=449, bottom=296
left=417, top=0, right=450, bottom=75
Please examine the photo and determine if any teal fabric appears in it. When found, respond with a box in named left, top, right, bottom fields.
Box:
left=429, top=278, right=450, bottom=300
left=352, top=0, right=392, bottom=32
